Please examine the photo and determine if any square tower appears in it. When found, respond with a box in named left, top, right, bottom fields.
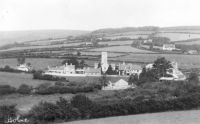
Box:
left=101, top=52, right=108, bottom=73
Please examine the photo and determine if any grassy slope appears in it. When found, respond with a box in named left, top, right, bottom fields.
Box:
left=56, top=110, right=200, bottom=124
left=0, top=30, right=89, bottom=46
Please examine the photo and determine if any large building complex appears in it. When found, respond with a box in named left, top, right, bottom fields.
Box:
left=44, top=52, right=142, bottom=77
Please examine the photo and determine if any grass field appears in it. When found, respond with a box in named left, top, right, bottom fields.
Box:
left=0, top=42, right=83, bottom=51
left=0, top=90, right=117, bottom=114
left=88, top=46, right=155, bottom=53
left=112, top=53, right=200, bottom=69
left=176, top=40, right=200, bottom=45
left=99, top=40, right=133, bottom=46
left=155, top=32, right=200, bottom=41
left=81, top=51, right=127, bottom=57
left=0, top=58, right=63, bottom=70
left=0, top=72, right=55, bottom=88
left=56, top=110, right=200, bottom=124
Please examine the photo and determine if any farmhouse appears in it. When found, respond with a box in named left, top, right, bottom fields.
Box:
left=16, top=64, right=31, bottom=72
left=118, top=62, right=142, bottom=76
left=187, top=50, right=198, bottom=54
left=162, top=44, right=176, bottom=51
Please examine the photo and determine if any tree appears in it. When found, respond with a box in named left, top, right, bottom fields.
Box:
left=0, top=105, right=17, bottom=123
left=138, top=67, right=157, bottom=85
left=17, top=84, right=33, bottom=94
left=128, top=74, right=139, bottom=85
left=71, top=94, right=95, bottom=119
left=27, top=62, right=31, bottom=67
left=56, top=97, right=80, bottom=120
left=77, top=51, right=81, bottom=56
left=187, top=72, right=199, bottom=84
left=62, top=57, right=79, bottom=68
left=79, top=60, right=85, bottom=69
left=99, top=74, right=109, bottom=87
left=152, top=57, right=172, bottom=79
left=106, top=65, right=114, bottom=75
left=17, top=57, right=25, bottom=65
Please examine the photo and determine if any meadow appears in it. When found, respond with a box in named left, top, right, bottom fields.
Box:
left=98, top=40, right=133, bottom=46
left=176, top=40, right=200, bottom=45
left=0, top=58, right=63, bottom=70
left=0, top=72, right=55, bottom=88
left=155, top=32, right=200, bottom=41
left=57, top=110, right=200, bottom=124
left=88, top=45, right=155, bottom=53
left=112, top=53, right=200, bottom=69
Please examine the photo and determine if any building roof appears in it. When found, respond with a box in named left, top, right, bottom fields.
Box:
left=85, top=68, right=101, bottom=73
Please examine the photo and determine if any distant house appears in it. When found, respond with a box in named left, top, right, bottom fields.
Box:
left=187, top=50, right=198, bottom=54
left=16, top=64, right=30, bottom=72
left=85, top=68, right=101, bottom=76
left=103, top=79, right=136, bottom=90
left=118, top=62, right=142, bottom=76
left=162, top=44, right=176, bottom=51
left=143, top=39, right=152, bottom=44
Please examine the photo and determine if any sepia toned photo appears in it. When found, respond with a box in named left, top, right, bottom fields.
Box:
left=1, top=0, right=200, bottom=124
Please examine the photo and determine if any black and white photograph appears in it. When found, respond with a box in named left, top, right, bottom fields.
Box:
left=1, top=0, right=200, bottom=124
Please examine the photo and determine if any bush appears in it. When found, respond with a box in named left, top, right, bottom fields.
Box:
left=0, top=105, right=17, bottom=123
left=71, top=94, right=96, bottom=119
left=17, top=84, right=33, bottom=94
left=29, top=102, right=60, bottom=122
left=34, top=82, right=98, bottom=95
left=0, top=65, right=22, bottom=73
left=0, top=85, right=16, bottom=95
left=56, top=97, right=81, bottom=121
left=33, top=71, right=66, bottom=81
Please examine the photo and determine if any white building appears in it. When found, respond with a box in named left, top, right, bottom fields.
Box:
left=163, top=44, right=176, bottom=51
left=103, top=79, right=136, bottom=90
left=118, top=62, right=142, bottom=76
left=101, top=52, right=109, bottom=73
left=16, top=64, right=30, bottom=72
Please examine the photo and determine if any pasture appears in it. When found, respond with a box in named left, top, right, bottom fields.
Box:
left=57, top=110, right=200, bottom=124
left=155, top=32, right=200, bottom=41
left=88, top=45, right=155, bottom=53
left=0, top=58, right=63, bottom=70
left=99, top=40, right=133, bottom=46
left=176, top=40, right=200, bottom=45
left=0, top=72, right=54, bottom=88
left=112, top=53, right=200, bottom=69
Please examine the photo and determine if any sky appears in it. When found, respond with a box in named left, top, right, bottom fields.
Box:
left=1, top=0, right=200, bottom=31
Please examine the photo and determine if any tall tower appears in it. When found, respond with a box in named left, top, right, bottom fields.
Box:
left=101, top=52, right=108, bottom=73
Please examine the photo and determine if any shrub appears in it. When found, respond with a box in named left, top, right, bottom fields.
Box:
left=0, top=85, right=16, bottom=95
left=29, top=102, right=60, bottom=122
left=33, top=71, right=66, bottom=81
left=0, top=105, right=17, bottom=123
left=71, top=94, right=96, bottom=119
left=17, top=84, right=33, bottom=94
left=56, top=97, right=81, bottom=121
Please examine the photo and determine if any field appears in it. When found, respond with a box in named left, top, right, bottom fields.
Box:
left=0, top=72, right=55, bottom=88
left=176, top=40, right=200, bottom=45
left=88, top=45, right=155, bottom=53
left=155, top=32, right=200, bottom=41
left=111, top=53, right=200, bottom=69
left=99, top=40, right=133, bottom=46
left=0, top=42, right=83, bottom=51
left=0, top=58, right=63, bottom=70
left=81, top=51, right=127, bottom=57
left=103, top=34, right=149, bottom=39
left=56, top=110, right=200, bottom=124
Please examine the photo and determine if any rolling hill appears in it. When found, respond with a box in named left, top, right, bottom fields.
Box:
left=0, top=30, right=90, bottom=46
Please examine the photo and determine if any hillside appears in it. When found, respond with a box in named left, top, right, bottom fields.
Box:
left=0, top=30, right=90, bottom=46
left=57, top=110, right=200, bottom=124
